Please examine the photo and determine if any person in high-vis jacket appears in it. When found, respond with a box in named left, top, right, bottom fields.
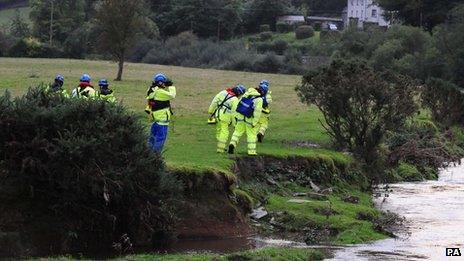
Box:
left=71, top=74, right=97, bottom=99
left=208, top=85, right=247, bottom=153
left=97, top=79, right=116, bottom=103
left=146, top=73, right=176, bottom=153
left=257, top=80, right=272, bottom=143
left=228, top=84, right=266, bottom=156
left=46, top=74, right=69, bottom=97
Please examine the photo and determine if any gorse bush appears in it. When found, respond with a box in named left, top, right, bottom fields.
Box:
left=141, top=32, right=307, bottom=74
left=0, top=88, right=179, bottom=257
left=296, top=59, right=418, bottom=179
left=276, top=22, right=292, bottom=33
left=422, top=78, right=464, bottom=126
left=295, top=25, right=314, bottom=39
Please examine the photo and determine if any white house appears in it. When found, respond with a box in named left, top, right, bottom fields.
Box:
left=345, top=0, right=390, bottom=28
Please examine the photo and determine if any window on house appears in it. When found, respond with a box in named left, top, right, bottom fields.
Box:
left=361, top=10, right=364, bottom=18
left=356, top=10, right=358, bottom=16
left=356, top=0, right=359, bottom=6
left=351, top=0, right=354, bottom=5
left=372, top=9, right=377, bottom=17
left=351, top=10, right=354, bottom=16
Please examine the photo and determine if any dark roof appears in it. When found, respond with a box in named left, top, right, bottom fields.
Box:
left=307, top=16, right=343, bottom=22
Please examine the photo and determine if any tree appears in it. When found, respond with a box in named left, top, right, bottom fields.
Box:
left=296, top=59, right=418, bottom=170
left=9, top=9, right=30, bottom=38
left=152, top=0, right=242, bottom=39
left=30, top=0, right=86, bottom=45
left=377, top=0, right=463, bottom=31
left=433, top=3, right=464, bottom=88
left=96, top=0, right=146, bottom=81
left=243, top=0, right=292, bottom=32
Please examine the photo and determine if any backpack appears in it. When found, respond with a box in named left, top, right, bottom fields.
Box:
left=236, top=96, right=257, bottom=118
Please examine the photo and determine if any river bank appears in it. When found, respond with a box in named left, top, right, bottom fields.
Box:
left=329, top=161, right=464, bottom=260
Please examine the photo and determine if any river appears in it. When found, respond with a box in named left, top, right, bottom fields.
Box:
left=329, top=162, right=464, bottom=260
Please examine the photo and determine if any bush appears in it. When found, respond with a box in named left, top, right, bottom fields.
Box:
left=295, top=25, right=315, bottom=39
left=259, top=31, right=273, bottom=41
left=255, top=40, right=288, bottom=55
left=260, top=24, right=271, bottom=32
left=273, top=40, right=289, bottom=55
left=296, top=59, right=418, bottom=177
left=422, top=78, right=464, bottom=126
left=253, top=53, right=283, bottom=73
left=396, top=162, right=422, bottom=181
left=129, top=38, right=160, bottom=62
left=0, top=88, right=179, bottom=257
left=276, top=22, right=292, bottom=33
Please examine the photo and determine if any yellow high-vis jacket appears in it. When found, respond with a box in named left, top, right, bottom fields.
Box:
left=208, top=89, right=240, bottom=123
left=147, top=86, right=176, bottom=126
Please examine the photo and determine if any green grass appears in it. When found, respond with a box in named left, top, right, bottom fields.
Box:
left=271, top=31, right=321, bottom=44
left=266, top=187, right=387, bottom=244
left=0, top=6, right=31, bottom=30
left=36, top=247, right=324, bottom=261
left=0, top=57, right=344, bottom=174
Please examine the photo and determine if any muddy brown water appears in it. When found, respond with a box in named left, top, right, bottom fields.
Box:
left=328, top=161, right=464, bottom=261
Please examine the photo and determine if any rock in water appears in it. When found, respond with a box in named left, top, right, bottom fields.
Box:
left=250, top=207, right=268, bottom=220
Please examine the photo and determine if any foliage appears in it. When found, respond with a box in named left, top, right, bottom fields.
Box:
left=7, top=37, right=64, bottom=58
left=295, top=25, right=314, bottom=39
left=377, top=0, right=463, bottom=31
left=9, top=8, right=30, bottom=38
left=433, top=4, right=464, bottom=88
left=296, top=59, right=418, bottom=173
left=422, top=78, right=464, bottom=126
left=276, top=21, right=292, bottom=33
left=96, top=0, right=147, bottom=80
left=0, top=87, right=179, bottom=256
left=386, top=118, right=463, bottom=181
left=259, top=24, right=271, bottom=32
left=243, top=0, right=292, bottom=32
left=259, top=31, right=273, bottom=41
left=29, top=0, right=86, bottom=45
left=151, top=0, right=242, bottom=39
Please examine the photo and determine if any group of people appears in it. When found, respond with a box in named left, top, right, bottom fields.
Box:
left=45, top=72, right=272, bottom=156
left=45, top=74, right=116, bottom=103
left=207, top=80, right=272, bottom=156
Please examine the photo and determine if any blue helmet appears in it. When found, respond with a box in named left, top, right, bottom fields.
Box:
left=80, top=74, right=91, bottom=82
left=260, top=79, right=269, bottom=87
left=98, top=79, right=109, bottom=87
left=153, top=73, right=167, bottom=84
left=233, top=84, right=247, bottom=96
left=55, top=74, right=64, bottom=83
left=259, top=84, right=269, bottom=95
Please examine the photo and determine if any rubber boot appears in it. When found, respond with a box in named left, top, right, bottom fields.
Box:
left=257, top=133, right=264, bottom=143
left=228, top=144, right=235, bottom=154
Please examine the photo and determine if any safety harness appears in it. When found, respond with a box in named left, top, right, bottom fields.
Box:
left=210, top=92, right=236, bottom=119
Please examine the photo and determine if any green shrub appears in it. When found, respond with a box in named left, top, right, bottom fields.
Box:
left=0, top=88, right=179, bottom=256
left=396, top=162, right=422, bottom=181
left=253, top=53, right=283, bottom=73
left=259, top=31, right=273, bottom=41
left=295, top=25, right=315, bottom=39
left=260, top=24, right=271, bottom=32
left=276, top=22, right=292, bottom=33
left=255, top=40, right=288, bottom=55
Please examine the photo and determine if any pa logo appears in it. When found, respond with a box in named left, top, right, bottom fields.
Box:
left=446, top=248, right=462, bottom=256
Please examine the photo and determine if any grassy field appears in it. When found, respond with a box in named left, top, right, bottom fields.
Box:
left=0, top=57, right=346, bottom=173
left=0, top=6, right=31, bottom=30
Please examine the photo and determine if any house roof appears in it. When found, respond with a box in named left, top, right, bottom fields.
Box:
left=307, top=16, right=343, bottom=22
left=277, top=15, right=306, bottom=22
